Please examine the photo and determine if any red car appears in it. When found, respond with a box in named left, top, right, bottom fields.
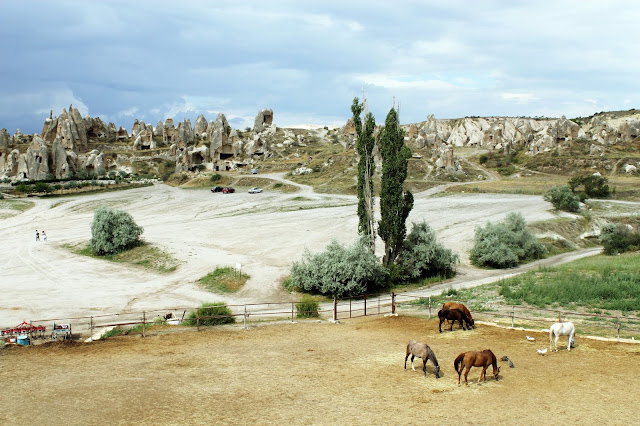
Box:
left=222, top=187, right=235, bottom=193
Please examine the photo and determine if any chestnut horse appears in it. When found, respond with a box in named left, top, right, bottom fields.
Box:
left=454, top=349, right=500, bottom=386
left=438, top=309, right=473, bottom=332
left=404, top=340, right=441, bottom=378
left=442, top=302, right=475, bottom=328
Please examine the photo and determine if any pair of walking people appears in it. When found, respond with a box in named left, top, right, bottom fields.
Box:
left=35, top=229, right=47, bottom=242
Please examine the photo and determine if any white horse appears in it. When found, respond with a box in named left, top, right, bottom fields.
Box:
left=549, top=322, right=575, bottom=351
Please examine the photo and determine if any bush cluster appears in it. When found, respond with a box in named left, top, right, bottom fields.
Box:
left=470, top=212, right=546, bottom=268
left=600, top=223, right=640, bottom=255
left=568, top=174, right=610, bottom=200
left=286, top=238, right=388, bottom=297
left=543, top=185, right=580, bottom=212
left=397, top=221, right=459, bottom=281
left=89, top=206, right=144, bottom=255
left=185, top=302, right=235, bottom=326
left=296, top=296, right=320, bottom=318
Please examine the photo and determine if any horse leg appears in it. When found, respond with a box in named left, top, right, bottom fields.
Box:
left=457, top=363, right=463, bottom=385
left=404, top=353, right=409, bottom=370
left=450, top=320, right=454, bottom=331
left=439, top=318, right=443, bottom=333
left=479, top=366, right=487, bottom=383
left=423, top=358, right=427, bottom=376
left=567, top=333, right=572, bottom=351
left=460, top=319, right=466, bottom=331
left=554, top=334, right=560, bottom=351
left=464, top=366, right=471, bottom=386
left=411, top=355, right=416, bottom=371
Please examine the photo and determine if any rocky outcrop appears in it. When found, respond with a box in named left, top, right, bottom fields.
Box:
left=20, top=136, right=51, bottom=180
left=176, top=119, right=194, bottom=146
left=210, top=113, right=230, bottom=153
left=194, top=115, right=208, bottom=137
left=51, top=138, right=70, bottom=178
left=253, top=108, right=273, bottom=133
left=163, top=118, right=176, bottom=144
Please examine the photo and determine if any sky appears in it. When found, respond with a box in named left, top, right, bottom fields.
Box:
left=1, top=0, right=639, bottom=134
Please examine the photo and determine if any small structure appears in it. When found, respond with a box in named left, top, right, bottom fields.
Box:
left=1, top=321, right=46, bottom=344
left=51, top=323, right=72, bottom=341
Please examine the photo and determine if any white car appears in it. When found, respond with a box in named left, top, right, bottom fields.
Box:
left=248, top=187, right=262, bottom=194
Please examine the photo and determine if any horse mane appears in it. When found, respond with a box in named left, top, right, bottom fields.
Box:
left=427, top=346, right=439, bottom=367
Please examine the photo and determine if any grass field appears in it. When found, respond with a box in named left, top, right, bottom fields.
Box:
left=68, top=242, right=180, bottom=273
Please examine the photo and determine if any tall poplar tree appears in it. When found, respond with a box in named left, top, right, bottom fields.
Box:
left=351, top=97, right=376, bottom=251
left=378, top=107, right=413, bottom=265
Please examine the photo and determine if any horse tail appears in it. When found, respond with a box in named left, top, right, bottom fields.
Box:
left=454, top=352, right=465, bottom=373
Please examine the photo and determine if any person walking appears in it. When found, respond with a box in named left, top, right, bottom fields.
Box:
left=35, top=230, right=40, bottom=242
left=42, top=231, right=47, bottom=242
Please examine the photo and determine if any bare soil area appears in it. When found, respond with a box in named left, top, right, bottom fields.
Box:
left=1, top=315, right=638, bottom=425
left=0, top=174, right=571, bottom=327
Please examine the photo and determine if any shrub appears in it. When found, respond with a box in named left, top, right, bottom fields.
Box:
left=184, top=302, right=235, bottom=326
left=600, top=223, right=640, bottom=255
left=296, top=296, right=320, bottom=318
left=210, top=173, right=222, bottom=183
left=478, top=154, right=489, bottom=164
left=34, top=181, right=52, bottom=193
left=470, top=212, right=546, bottom=268
left=543, top=185, right=580, bottom=212
left=286, top=238, right=389, bottom=297
left=569, top=174, right=610, bottom=199
left=398, top=221, right=459, bottom=280
left=15, top=183, right=32, bottom=193
left=89, top=206, right=144, bottom=255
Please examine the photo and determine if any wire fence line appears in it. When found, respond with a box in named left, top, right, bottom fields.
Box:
left=3, top=290, right=640, bottom=343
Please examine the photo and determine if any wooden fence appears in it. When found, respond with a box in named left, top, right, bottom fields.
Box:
left=4, top=291, right=640, bottom=343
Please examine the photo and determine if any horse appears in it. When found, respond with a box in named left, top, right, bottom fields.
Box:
left=454, top=349, right=500, bottom=386
left=438, top=309, right=473, bottom=332
left=442, top=302, right=475, bottom=328
left=549, top=321, right=575, bottom=351
left=404, top=340, right=441, bottom=378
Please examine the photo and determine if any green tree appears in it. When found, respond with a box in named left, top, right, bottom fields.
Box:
left=184, top=302, right=235, bottom=326
left=378, top=107, right=413, bottom=265
left=286, top=238, right=388, bottom=297
left=352, top=97, right=377, bottom=251
left=543, top=185, right=580, bottom=212
left=470, top=212, right=546, bottom=268
left=398, top=221, right=459, bottom=280
left=568, top=174, right=610, bottom=200
left=600, top=223, right=640, bottom=255
left=90, top=206, right=144, bottom=255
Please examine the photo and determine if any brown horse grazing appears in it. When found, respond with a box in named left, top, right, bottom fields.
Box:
left=442, top=302, right=475, bottom=328
left=404, top=340, right=441, bottom=378
left=438, top=309, right=473, bottom=332
left=454, top=349, right=500, bottom=386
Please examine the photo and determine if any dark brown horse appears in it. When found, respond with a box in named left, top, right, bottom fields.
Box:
left=442, top=302, right=475, bottom=328
left=454, top=349, right=500, bottom=386
left=438, top=309, right=472, bottom=332
left=404, top=340, right=441, bottom=378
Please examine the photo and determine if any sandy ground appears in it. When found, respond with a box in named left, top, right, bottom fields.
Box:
left=1, top=315, right=638, bottom=425
left=1, top=174, right=575, bottom=327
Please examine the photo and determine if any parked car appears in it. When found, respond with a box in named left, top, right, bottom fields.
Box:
left=250, top=168, right=258, bottom=174
left=248, top=187, right=263, bottom=194
left=211, top=186, right=223, bottom=193
left=222, top=187, right=235, bottom=193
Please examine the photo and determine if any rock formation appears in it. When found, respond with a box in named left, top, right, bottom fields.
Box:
left=253, top=108, right=273, bottom=133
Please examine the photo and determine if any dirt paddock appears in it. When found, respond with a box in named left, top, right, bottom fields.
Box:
left=1, top=315, right=639, bottom=425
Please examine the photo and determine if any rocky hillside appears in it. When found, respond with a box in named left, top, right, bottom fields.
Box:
left=1, top=107, right=640, bottom=183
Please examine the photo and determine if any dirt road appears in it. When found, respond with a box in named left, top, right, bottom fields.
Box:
left=0, top=178, right=576, bottom=326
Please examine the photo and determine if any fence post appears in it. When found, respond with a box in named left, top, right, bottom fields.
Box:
left=142, top=311, right=146, bottom=338
left=349, top=298, right=352, bottom=318
left=291, top=302, right=294, bottom=323
left=364, top=296, right=367, bottom=316
left=511, top=306, right=515, bottom=328
left=196, top=307, right=200, bottom=332
left=243, top=305, right=247, bottom=329
left=617, top=317, right=621, bottom=342
left=392, top=292, right=396, bottom=315
left=428, top=296, right=431, bottom=320
left=558, top=311, right=562, bottom=322
left=333, top=297, right=337, bottom=322
left=90, top=316, right=94, bottom=342
left=378, top=295, right=380, bottom=314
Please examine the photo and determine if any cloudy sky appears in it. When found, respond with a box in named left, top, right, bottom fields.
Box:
left=1, top=1, right=638, bottom=134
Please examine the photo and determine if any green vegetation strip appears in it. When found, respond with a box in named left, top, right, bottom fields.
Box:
left=67, top=242, right=180, bottom=273
left=198, top=266, right=249, bottom=293
left=497, top=253, right=640, bottom=312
